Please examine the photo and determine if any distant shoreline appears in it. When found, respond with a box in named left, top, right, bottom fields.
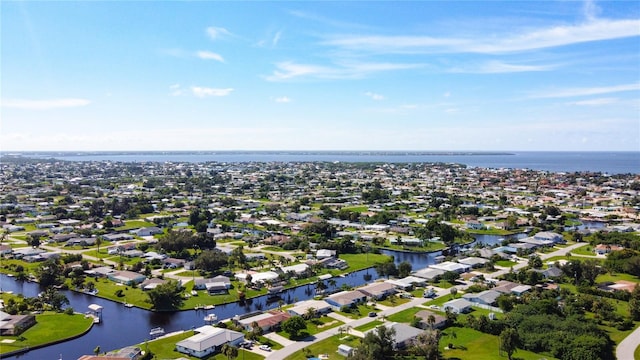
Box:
left=2, top=150, right=517, bottom=156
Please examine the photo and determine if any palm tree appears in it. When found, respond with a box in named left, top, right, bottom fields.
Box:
left=221, top=344, right=239, bottom=360
left=427, top=314, right=436, bottom=330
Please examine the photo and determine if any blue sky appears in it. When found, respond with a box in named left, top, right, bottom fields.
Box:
left=1, top=0, right=639, bottom=151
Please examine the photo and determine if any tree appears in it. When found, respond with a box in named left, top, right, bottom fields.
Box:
left=411, top=330, right=441, bottom=360
left=353, top=325, right=396, bottom=360
left=94, top=346, right=101, bottom=356
left=398, top=261, right=412, bottom=278
left=450, top=287, right=458, bottom=298
left=36, top=259, right=64, bottom=287
left=157, top=230, right=194, bottom=253
left=146, top=280, right=183, bottom=310
left=499, top=328, right=520, bottom=360
left=528, top=255, right=542, bottom=269
left=630, top=284, right=640, bottom=320
left=221, top=344, right=238, bottom=360
left=282, top=315, right=307, bottom=339
left=442, top=271, right=460, bottom=284
left=40, top=287, right=69, bottom=311
left=194, top=249, right=229, bottom=273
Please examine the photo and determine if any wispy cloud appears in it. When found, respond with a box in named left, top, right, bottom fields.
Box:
left=450, top=60, right=556, bottom=74
left=1, top=98, right=91, bottom=110
left=274, top=96, right=292, bottom=103
left=265, top=61, right=423, bottom=81
left=322, top=18, right=640, bottom=54
left=196, top=51, right=225, bottom=62
left=531, top=83, right=640, bottom=98
left=273, top=31, right=282, bottom=46
left=583, top=0, right=601, bottom=22
left=170, top=84, right=185, bottom=96
left=191, top=86, right=234, bottom=97
left=365, top=92, right=385, bottom=101
left=567, top=97, right=617, bottom=106
left=206, top=26, right=232, bottom=40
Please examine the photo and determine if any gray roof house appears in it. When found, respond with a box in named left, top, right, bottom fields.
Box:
left=176, top=326, right=244, bottom=358
left=462, top=290, right=501, bottom=306
left=443, top=298, right=473, bottom=314
left=365, top=322, right=424, bottom=349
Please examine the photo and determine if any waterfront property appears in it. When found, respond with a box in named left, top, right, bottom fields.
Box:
left=0, top=311, right=36, bottom=335
left=175, top=325, right=244, bottom=358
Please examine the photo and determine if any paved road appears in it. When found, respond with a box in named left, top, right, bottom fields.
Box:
left=487, top=242, right=589, bottom=279
left=616, top=321, right=640, bottom=360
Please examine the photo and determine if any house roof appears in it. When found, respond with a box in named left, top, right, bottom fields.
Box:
left=357, top=282, right=397, bottom=297
left=365, top=322, right=423, bottom=345
left=176, top=327, right=243, bottom=351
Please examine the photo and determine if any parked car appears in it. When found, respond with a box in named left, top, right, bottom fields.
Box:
left=259, top=345, right=271, bottom=351
left=368, top=312, right=377, bottom=317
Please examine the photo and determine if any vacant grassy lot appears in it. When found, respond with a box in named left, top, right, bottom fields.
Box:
left=339, top=253, right=392, bottom=272
left=494, top=260, right=517, bottom=267
left=440, top=326, right=557, bottom=360
left=0, top=312, right=93, bottom=355
left=277, top=316, right=343, bottom=339
left=283, top=334, right=361, bottom=360
left=354, top=320, right=383, bottom=332
left=386, top=307, right=424, bottom=323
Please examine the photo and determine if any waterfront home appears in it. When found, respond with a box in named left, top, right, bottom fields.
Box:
left=140, top=278, right=168, bottom=291
left=357, top=282, right=397, bottom=300
left=429, top=261, right=470, bottom=274
left=175, top=326, right=244, bottom=358
left=385, top=275, right=426, bottom=290
left=316, top=249, right=336, bottom=259
left=326, top=290, right=367, bottom=311
left=236, top=271, right=279, bottom=285
left=457, top=257, right=489, bottom=268
left=108, top=270, right=146, bottom=285
left=280, top=263, right=309, bottom=276
left=0, top=311, right=36, bottom=335
left=412, top=267, right=445, bottom=281
left=287, top=299, right=332, bottom=317
left=235, top=310, right=291, bottom=332
left=85, top=266, right=116, bottom=278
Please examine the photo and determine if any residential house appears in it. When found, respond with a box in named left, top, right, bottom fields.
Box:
left=337, top=344, right=355, bottom=357
left=457, top=257, right=489, bottom=268
left=108, top=270, right=146, bottom=285
left=594, top=244, right=624, bottom=255
left=357, top=282, right=397, bottom=300
left=413, top=310, right=447, bottom=329
left=326, top=290, right=367, bottom=311
left=235, top=311, right=291, bottom=333
left=365, top=322, right=424, bottom=349
left=140, top=278, right=168, bottom=291
left=462, top=290, right=501, bottom=306
left=443, top=298, right=473, bottom=314
left=412, top=267, right=445, bottom=281
left=0, top=311, right=36, bottom=335
left=287, top=300, right=332, bottom=317
left=132, top=227, right=163, bottom=237
left=175, top=326, right=244, bottom=358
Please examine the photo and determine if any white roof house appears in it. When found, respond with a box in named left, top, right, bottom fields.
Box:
left=429, top=261, right=470, bottom=274
left=235, top=271, right=279, bottom=284
left=176, top=326, right=244, bottom=359
left=287, top=300, right=332, bottom=317
left=280, top=263, right=309, bottom=275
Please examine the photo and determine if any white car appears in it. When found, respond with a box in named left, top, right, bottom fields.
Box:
left=259, top=345, right=271, bottom=351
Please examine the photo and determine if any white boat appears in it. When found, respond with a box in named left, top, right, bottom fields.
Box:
left=149, top=327, right=165, bottom=337
left=203, top=305, right=215, bottom=310
left=124, top=302, right=133, bottom=308
left=203, top=313, right=218, bottom=323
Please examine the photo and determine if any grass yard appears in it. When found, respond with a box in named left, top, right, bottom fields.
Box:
left=115, top=220, right=155, bottom=231
left=354, top=320, right=383, bottom=332
left=0, top=259, right=42, bottom=276
left=386, top=307, right=424, bottom=323
left=277, top=316, right=343, bottom=339
left=440, top=327, right=558, bottom=360
left=377, top=296, right=411, bottom=307
left=283, top=334, right=361, bottom=360
left=0, top=312, right=93, bottom=355
left=596, top=272, right=639, bottom=284
left=336, top=304, right=380, bottom=320
left=81, top=277, right=153, bottom=309
left=494, top=260, right=517, bottom=267
left=339, top=253, right=392, bottom=272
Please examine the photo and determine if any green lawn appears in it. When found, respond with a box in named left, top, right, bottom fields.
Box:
left=354, top=320, right=383, bottom=332
left=494, top=260, right=517, bottom=267
left=283, top=334, right=361, bottom=360
left=377, top=296, right=411, bottom=307
left=115, top=220, right=155, bottom=231
left=596, top=272, right=639, bottom=284
left=386, top=307, right=424, bottom=323
left=140, top=330, right=264, bottom=360
left=80, top=277, right=153, bottom=309
left=339, top=253, right=392, bottom=272
left=336, top=304, right=380, bottom=320
left=0, top=312, right=93, bottom=355
left=440, top=327, right=557, bottom=360
left=277, top=316, right=343, bottom=339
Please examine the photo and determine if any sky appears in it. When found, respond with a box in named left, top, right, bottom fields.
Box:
left=1, top=0, right=639, bottom=152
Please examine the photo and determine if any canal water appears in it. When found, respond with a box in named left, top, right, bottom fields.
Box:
left=3, top=233, right=526, bottom=359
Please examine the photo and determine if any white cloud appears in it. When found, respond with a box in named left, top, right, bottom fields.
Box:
left=273, top=31, right=282, bottom=46
left=191, top=86, right=234, bottom=97
left=365, top=92, right=385, bottom=101
left=206, top=26, right=232, bottom=40
left=1, top=98, right=91, bottom=110
left=265, top=61, right=422, bottom=81
left=322, top=18, right=640, bottom=54
left=567, top=97, right=618, bottom=106
left=451, top=60, right=555, bottom=74
left=583, top=0, right=601, bottom=22
left=196, top=51, right=225, bottom=62
left=274, top=96, right=292, bottom=103
left=531, top=83, right=640, bottom=98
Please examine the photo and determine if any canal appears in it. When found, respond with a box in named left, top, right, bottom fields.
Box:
left=4, top=233, right=524, bottom=359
